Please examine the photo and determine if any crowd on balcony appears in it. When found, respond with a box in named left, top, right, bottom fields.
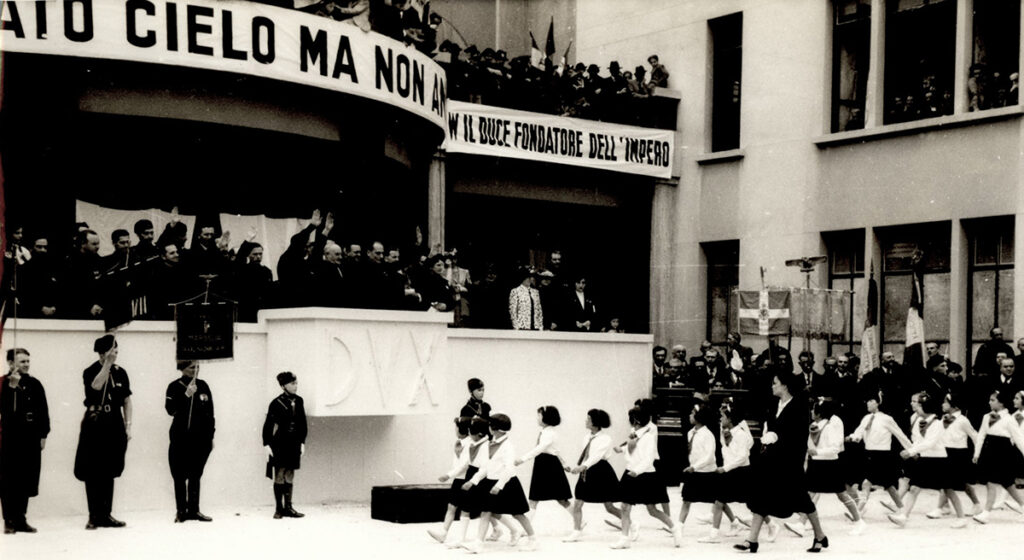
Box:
left=255, top=0, right=672, bottom=127
left=2, top=211, right=628, bottom=333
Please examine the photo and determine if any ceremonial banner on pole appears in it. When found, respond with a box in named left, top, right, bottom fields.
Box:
left=738, top=290, right=791, bottom=336
left=859, top=270, right=880, bottom=375
left=789, top=288, right=850, bottom=341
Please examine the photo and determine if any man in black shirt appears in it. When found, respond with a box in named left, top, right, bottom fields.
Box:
left=459, top=378, right=491, bottom=419
left=1, top=348, right=49, bottom=533
left=165, top=360, right=215, bottom=523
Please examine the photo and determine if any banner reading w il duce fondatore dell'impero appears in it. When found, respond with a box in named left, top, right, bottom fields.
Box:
left=443, top=100, right=675, bottom=179
left=0, top=0, right=448, bottom=134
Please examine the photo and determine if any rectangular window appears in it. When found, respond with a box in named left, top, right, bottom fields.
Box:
left=880, top=222, right=951, bottom=362
left=967, top=217, right=1014, bottom=367
left=970, top=0, right=1021, bottom=111
left=832, top=0, right=871, bottom=132
left=704, top=240, right=740, bottom=345
left=825, top=229, right=866, bottom=355
left=710, top=13, right=743, bottom=152
left=884, top=0, right=956, bottom=124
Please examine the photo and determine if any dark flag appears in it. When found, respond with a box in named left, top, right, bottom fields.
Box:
left=545, top=17, right=556, bottom=59
left=903, top=254, right=926, bottom=371
left=859, top=266, right=880, bottom=375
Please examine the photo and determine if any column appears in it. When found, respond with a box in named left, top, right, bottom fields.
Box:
left=650, top=178, right=677, bottom=343
left=953, top=0, right=973, bottom=114
left=428, top=151, right=446, bottom=251
left=865, top=0, right=887, bottom=127
left=949, top=220, right=969, bottom=366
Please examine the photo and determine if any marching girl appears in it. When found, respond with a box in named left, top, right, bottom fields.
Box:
left=971, top=390, right=1024, bottom=524
left=883, top=392, right=925, bottom=513
left=846, top=393, right=912, bottom=516
left=928, top=393, right=982, bottom=518
left=564, top=409, right=622, bottom=543
left=609, top=406, right=680, bottom=549
left=428, top=417, right=474, bottom=544
left=887, top=392, right=967, bottom=528
left=790, top=400, right=866, bottom=537
left=452, top=417, right=516, bottom=548
left=677, top=404, right=718, bottom=540
left=461, top=413, right=537, bottom=553
left=607, top=398, right=676, bottom=536
left=514, top=406, right=572, bottom=521
left=697, top=404, right=754, bottom=543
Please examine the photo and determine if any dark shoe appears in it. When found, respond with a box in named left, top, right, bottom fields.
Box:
left=284, top=508, right=304, bottom=518
left=273, top=510, right=283, bottom=519
left=85, top=519, right=98, bottom=530
left=4, top=523, right=16, bottom=534
left=807, top=536, right=829, bottom=553
left=106, top=516, right=126, bottom=528
left=15, top=522, right=37, bottom=533
left=191, top=512, right=212, bottom=522
left=174, top=512, right=187, bottom=523
left=734, top=540, right=759, bottom=553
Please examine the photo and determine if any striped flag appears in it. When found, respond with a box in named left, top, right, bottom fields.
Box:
left=903, top=260, right=926, bottom=370
left=859, top=268, right=880, bottom=375
left=738, top=290, right=791, bottom=336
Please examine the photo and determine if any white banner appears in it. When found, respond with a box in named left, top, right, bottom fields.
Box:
left=0, top=0, right=447, bottom=133
left=443, top=101, right=675, bottom=179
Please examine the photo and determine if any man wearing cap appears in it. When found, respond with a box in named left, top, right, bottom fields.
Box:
left=263, top=372, right=307, bottom=519
left=166, top=360, right=215, bottom=523
left=1, top=348, right=49, bottom=534
left=74, top=335, right=131, bottom=530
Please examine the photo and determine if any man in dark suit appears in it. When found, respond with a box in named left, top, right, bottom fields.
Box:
left=726, top=331, right=754, bottom=375
left=973, top=326, right=1014, bottom=375
left=566, top=275, right=597, bottom=332
left=861, top=352, right=909, bottom=428
left=996, top=357, right=1024, bottom=396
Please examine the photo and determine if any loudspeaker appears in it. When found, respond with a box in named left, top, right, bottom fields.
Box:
left=371, top=484, right=449, bottom=523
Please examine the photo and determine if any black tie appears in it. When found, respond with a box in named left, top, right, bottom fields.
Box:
left=529, top=291, right=535, bottom=330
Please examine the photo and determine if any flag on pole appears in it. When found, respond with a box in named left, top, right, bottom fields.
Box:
left=545, top=17, right=556, bottom=59
left=529, top=32, right=544, bottom=69
left=903, top=259, right=926, bottom=370
left=859, top=267, right=880, bottom=375
left=738, top=290, right=791, bottom=336
left=0, top=148, right=6, bottom=346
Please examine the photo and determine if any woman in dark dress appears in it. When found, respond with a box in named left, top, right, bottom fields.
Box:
left=736, top=373, right=829, bottom=553
left=73, top=335, right=131, bottom=530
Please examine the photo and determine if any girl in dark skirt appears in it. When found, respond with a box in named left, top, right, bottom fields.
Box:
left=737, top=373, right=828, bottom=554
left=888, top=392, right=967, bottom=529
left=846, top=393, right=912, bottom=516
left=929, top=394, right=982, bottom=518
left=678, top=404, right=718, bottom=541
left=461, top=414, right=537, bottom=553
left=698, top=405, right=753, bottom=543
left=429, top=416, right=474, bottom=544
left=565, top=409, right=622, bottom=543
left=971, top=390, right=1024, bottom=524
left=610, top=406, right=679, bottom=549
left=515, top=406, right=572, bottom=521
left=792, top=400, right=865, bottom=536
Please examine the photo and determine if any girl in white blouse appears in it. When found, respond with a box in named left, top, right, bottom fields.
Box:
left=971, top=390, right=1024, bottom=524
left=461, top=414, right=537, bottom=553
left=609, top=406, right=680, bottom=549
left=846, top=394, right=912, bottom=516
left=515, top=406, right=572, bottom=521
left=887, top=393, right=967, bottom=528
left=677, top=404, right=718, bottom=539
left=564, top=409, right=622, bottom=543
left=429, top=417, right=475, bottom=544
left=698, top=405, right=754, bottom=543
left=928, top=394, right=982, bottom=519
left=796, top=400, right=865, bottom=536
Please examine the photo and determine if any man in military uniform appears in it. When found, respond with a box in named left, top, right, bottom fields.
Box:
left=165, top=360, right=215, bottom=523
left=263, top=372, right=307, bottom=519
left=0, top=348, right=49, bottom=533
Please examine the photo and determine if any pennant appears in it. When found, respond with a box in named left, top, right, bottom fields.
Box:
left=903, top=259, right=926, bottom=370
left=529, top=32, right=543, bottom=69
left=859, top=268, right=880, bottom=375
left=545, top=17, right=556, bottom=58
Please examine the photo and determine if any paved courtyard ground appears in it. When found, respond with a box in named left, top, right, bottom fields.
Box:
left=2, top=489, right=1019, bottom=560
